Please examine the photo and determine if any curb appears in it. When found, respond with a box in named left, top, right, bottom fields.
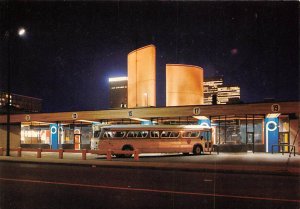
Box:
left=1, top=157, right=299, bottom=177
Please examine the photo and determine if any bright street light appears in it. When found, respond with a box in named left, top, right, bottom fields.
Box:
left=18, top=27, right=26, bottom=37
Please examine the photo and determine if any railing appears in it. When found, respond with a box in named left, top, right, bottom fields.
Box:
left=271, top=144, right=296, bottom=156
left=289, top=129, right=299, bottom=158
left=0, top=147, right=140, bottom=161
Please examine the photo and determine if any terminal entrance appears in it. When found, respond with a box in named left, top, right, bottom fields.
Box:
left=279, top=132, right=289, bottom=152
left=74, top=129, right=81, bottom=150
left=278, top=116, right=290, bottom=153
left=211, top=115, right=264, bottom=152
left=246, top=132, right=254, bottom=152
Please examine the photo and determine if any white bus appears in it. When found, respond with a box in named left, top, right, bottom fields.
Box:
left=91, top=124, right=212, bottom=157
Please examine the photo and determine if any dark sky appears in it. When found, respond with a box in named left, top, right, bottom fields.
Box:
left=0, top=1, right=298, bottom=112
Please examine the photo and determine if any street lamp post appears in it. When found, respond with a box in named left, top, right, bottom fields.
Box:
left=5, top=27, right=26, bottom=156
left=6, top=30, right=11, bottom=156
left=144, top=93, right=148, bottom=107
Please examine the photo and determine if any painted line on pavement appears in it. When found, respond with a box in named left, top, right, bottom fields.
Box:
left=0, top=177, right=299, bottom=203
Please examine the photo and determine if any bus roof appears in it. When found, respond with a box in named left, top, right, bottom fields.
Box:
left=101, top=124, right=211, bottom=131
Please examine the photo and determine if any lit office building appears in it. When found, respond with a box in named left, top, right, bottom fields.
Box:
left=217, top=86, right=241, bottom=104
left=0, top=91, right=42, bottom=113
left=109, top=77, right=128, bottom=108
left=203, top=77, right=223, bottom=105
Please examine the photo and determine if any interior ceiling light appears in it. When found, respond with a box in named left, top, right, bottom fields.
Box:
left=266, top=113, right=281, bottom=118
left=193, top=116, right=209, bottom=120
left=130, top=118, right=150, bottom=122
left=76, top=120, right=100, bottom=124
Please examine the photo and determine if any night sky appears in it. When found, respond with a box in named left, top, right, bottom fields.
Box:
left=0, top=1, right=298, bottom=112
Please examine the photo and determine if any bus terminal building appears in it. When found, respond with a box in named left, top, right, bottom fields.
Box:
left=0, top=45, right=299, bottom=154
left=0, top=101, right=299, bottom=154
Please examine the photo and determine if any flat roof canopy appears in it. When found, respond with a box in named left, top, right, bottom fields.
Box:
left=0, top=101, right=299, bottom=124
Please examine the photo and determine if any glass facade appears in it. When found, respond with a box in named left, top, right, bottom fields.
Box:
left=211, top=115, right=264, bottom=152
left=21, top=123, right=93, bottom=150
left=21, top=125, right=50, bottom=145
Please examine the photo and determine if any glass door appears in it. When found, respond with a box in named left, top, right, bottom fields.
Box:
left=279, top=132, right=289, bottom=152
left=246, top=132, right=254, bottom=151
left=74, top=129, right=81, bottom=150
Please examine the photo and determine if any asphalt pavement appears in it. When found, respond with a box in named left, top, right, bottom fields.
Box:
left=0, top=151, right=299, bottom=176
left=1, top=152, right=300, bottom=209
left=1, top=161, right=299, bottom=209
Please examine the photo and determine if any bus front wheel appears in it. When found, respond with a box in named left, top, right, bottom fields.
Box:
left=193, top=145, right=202, bottom=155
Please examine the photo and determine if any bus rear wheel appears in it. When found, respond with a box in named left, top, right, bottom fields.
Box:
left=193, top=145, right=202, bottom=155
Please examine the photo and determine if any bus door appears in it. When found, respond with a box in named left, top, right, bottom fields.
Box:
left=202, top=131, right=212, bottom=152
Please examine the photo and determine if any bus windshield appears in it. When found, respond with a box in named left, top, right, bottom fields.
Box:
left=94, top=130, right=101, bottom=138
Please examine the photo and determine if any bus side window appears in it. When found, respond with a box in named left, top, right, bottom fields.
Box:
left=141, top=131, right=148, bottom=138
left=103, top=132, right=111, bottom=138
left=191, top=131, right=200, bottom=138
left=127, top=131, right=135, bottom=138
left=170, top=132, right=179, bottom=138
left=161, top=131, right=170, bottom=138
left=115, top=131, right=125, bottom=138
left=151, top=131, right=159, bottom=138
left=137, top=131, right=142, bottom=138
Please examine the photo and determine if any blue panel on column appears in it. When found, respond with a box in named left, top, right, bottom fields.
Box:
left=198, top=119, right=211, bottom=127
left=50, top=124, right=58, bottom=150
left=141, top=121, right=153, bottom=125
left=265, top=118, right=279, bottom=153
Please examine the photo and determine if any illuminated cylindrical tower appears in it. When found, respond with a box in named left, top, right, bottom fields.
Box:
left=127, top=45, right=156, bottom=108
left=166, top=64, right=204, bottom=106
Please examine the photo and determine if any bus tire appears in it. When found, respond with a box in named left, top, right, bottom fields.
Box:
left=122, top=145, right=133, bottom=158
left=193, top=145, right=203, bottom=155
left=115, top=154, right=123, bottom=158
